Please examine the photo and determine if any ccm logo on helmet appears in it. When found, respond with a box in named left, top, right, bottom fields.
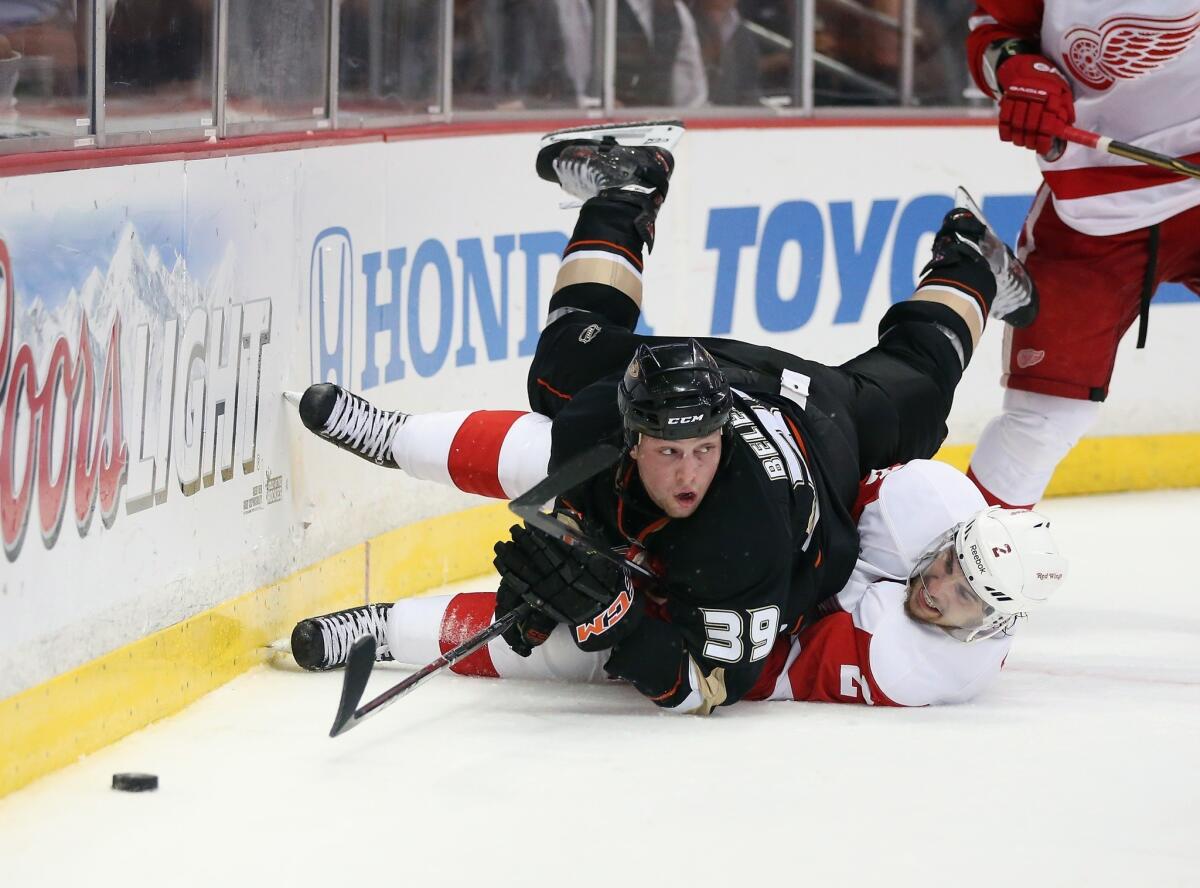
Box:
left=576, top=589, right=635, bottom=643
left=667, top=415, right=704, bottom=425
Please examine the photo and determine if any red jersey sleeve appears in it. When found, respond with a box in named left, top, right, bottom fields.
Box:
left=966, top=1, right=1046, bottom=96
left=783, top=612, right=902, bottom=707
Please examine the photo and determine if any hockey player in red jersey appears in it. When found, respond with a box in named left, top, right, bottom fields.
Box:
left=286, top=124, right=1046, bottom=714
left=964, top=1, right=1200, bottom=508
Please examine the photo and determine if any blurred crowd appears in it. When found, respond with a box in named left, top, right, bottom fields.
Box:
left=1, top=0, right=977, bottom=141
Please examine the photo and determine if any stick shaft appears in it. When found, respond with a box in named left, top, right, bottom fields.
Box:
left=329, top=606, right=525, bottom=736
left=357, top=606, right=524, bottom=717
left=1059, top=125, right=1200, bottom=180
left=328, top=444, right=625, bottom=737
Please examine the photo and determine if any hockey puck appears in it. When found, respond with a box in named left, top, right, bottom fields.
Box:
left=112, top=772, right=158, bottom=792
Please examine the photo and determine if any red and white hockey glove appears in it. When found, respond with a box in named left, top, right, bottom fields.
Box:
left=996, top=54, right=1075, bottom=155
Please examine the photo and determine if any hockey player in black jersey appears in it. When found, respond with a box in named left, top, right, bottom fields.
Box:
left=291, top=124, right=1035, bottom=714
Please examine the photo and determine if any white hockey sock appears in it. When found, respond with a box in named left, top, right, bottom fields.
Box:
left=389, top=410, right=552, bottom=499
left=968, top=390, right=1100, bottom=507
left=386, top=593, right=607, bottom=683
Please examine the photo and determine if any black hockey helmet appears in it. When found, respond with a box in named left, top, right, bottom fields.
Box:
left=617, top=340, right=732, bottom=444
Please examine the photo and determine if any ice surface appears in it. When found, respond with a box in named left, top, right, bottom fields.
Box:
left=1, top=490, right=1198, bottom=887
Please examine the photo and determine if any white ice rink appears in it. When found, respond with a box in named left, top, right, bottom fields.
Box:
left=2, top=489, right=1198, bottom=888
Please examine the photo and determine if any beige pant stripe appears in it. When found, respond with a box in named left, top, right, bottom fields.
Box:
left=553, top=257, right=643, bottom=308
left=912, top=285, right=985, bottom=347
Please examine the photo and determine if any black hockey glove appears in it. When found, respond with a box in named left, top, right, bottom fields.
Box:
left=492, top=523, right=644, bottom=653
left=494, top=577, right=558, bottom=657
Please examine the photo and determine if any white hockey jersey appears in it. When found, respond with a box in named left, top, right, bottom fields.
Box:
left=750, top=460, right=1012, bottom=707
left=969, top=0, right=1200, bottom=236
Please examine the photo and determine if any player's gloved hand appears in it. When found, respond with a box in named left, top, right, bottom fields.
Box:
left=492, top=523, right=643, bottom=652
left=996, top=54, right=1075, bottom=155
left=493, top=576, right=558, bottom=657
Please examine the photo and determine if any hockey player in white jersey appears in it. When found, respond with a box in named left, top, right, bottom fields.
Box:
left=290, top=460, right=1067, bottom=709
left=964, top=1, right=1200, bottom=509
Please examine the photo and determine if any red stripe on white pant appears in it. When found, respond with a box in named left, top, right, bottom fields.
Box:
left=447, top=410, right=526, bottom=498
left=441, top=593, right=500, bottom=678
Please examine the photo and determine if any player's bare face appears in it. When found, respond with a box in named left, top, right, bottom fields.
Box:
left=905, top=548, right=987, bottom=630
left=630, top=431, right=723, bottom=518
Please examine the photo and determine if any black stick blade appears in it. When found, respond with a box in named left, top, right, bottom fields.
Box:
left=510, top=444, right=658, bottom=582
left=509, top=444, right=622, bottom=516
left=329, top=635, right=378, bottom=737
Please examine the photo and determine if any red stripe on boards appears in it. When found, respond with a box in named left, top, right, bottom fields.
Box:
left=447, top=410, right=526, bottom=499
left=441, top=593, right=501, bottom=678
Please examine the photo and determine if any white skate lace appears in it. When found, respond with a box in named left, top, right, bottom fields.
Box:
left=989, top=272, right=1030, bottom=320
left=322, top=389, right=405, bottom=464
left=318, top=606, right=391, bottom=667
left=553, top=155, right=609, bottom=201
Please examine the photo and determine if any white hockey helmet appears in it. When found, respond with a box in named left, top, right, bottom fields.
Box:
left=955, top=507, right=1067, bottom=640
left=911, top=506, right=1068, bottom=642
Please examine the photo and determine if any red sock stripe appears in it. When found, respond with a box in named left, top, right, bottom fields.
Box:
left=966, top=467, right=1033, bottom=510
left=441, top=592, right=500, bottom=678
left=447, top=410, right=526, bottom=499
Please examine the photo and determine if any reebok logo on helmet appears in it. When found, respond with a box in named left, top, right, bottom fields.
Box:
left=970, top=543, right=988, bottom=575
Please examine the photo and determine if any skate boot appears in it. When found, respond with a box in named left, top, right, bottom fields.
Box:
left=536, top=122, right=679, bottom=250
left=290, top=603, right=394, bottom=671
left=298, top=382, right=406, bottom=468
left=953, top=187, right=1039, bottom=328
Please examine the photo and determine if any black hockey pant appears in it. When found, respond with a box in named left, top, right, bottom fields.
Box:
left=526, top=198, right=966, bottom=485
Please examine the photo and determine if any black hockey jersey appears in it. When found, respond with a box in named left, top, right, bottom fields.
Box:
left=547, top=360, right=862, bottom=711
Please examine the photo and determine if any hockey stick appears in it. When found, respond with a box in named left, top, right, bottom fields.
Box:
left=1055, top=126, right=1200, bottom=181
left=328, top=443, right=626, bottom=737
left=329, top=612, right=525, bottom=737
left=508, top=444, right=659, bottom=583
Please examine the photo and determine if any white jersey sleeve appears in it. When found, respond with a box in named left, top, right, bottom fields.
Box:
left=851, top=459, right=988, bottom=586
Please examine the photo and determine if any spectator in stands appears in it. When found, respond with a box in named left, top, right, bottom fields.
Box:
left=691, top=0, right=762, bottom=106
left=616, top=0, right=708, bottom=107
left=912, top=0, right=973, bottom=106
left=453, top=0, right=578, bottom=110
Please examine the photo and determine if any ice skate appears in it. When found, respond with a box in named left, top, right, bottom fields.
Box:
left=298, top=382, right=406, bottom=469
left=536, top=122, right=680, bottom=250
left=954, top=187, right=1039, bottom=328
left=290, top=604, right=394, bottom=671
left=536, top=134, right=676, bottom=204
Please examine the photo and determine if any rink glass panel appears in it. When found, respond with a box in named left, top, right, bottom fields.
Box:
left=104, top=0, right=217, bottom=141
left=0, top=0, right=91, bottom=147
left=338, top=1, right=444, bottom=121
left=224, top=0, right=330, bottom=131
left=0, top=0, right=978, bottom=155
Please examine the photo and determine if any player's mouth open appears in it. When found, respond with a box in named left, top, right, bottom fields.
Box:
left=675, top=491, right=697, bottom=506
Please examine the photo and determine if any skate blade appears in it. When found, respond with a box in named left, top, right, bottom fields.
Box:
left=263, top=639, right=309, bottom=672
left=540, top=119, right=685, bottom=152
left=954, top=186, right=1036, bottom=325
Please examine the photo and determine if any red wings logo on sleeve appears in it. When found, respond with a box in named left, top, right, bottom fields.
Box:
left=1063, top=11, right=1200, bottom=90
